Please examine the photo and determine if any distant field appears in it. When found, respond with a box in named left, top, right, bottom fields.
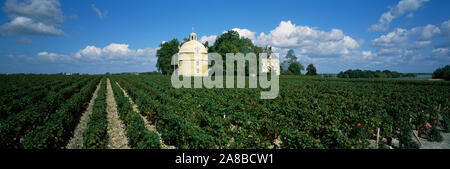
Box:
left=0, top=74, right=449, bottom=149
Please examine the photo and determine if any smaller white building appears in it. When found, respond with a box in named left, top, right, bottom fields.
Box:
left=261, top=57, right=280, bottom=75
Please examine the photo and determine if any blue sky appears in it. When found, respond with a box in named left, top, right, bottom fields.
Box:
left=0, top=0, right=449, bottom=74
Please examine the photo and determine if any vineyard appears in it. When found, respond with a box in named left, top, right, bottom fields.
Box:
left=0, top=74, right=449, bottom=149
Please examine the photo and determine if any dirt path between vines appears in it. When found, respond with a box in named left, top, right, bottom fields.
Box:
left=115, top=81, right=176, bottom=149
left=106, top=78, right=130, bottom=149
left=420, top=132, right=450, bottom=149
left=66, top=80, right=102, bottom=149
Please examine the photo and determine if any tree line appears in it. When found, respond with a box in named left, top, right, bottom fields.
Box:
left=433, top=65, right=450, bottom=80
left=337, top=70, right=417, bottom=79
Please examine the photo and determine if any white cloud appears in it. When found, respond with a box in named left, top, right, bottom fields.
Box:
left=8, top=43, right=158, bottom=66
left=102, top=43, right=132, bottom=58
left=411, top=24, right=441, bottom=41
left=74, top=43, right=158, bottom=64
left=439, top=20, right=450, bottom=46
left=37, top=51, right=70, bottom=62
left=3, top=0, right=64, bottom=25
left=369, top=0, right=429, bottom=31
left=370, top=22, right=446, bottom=65
left=427, top=20, right=450, bottom=62
left=255, top=20, right=360, bottom=58
left=226, top=28, right=257, bottom=41
left=430, top=48, right=450, bottom=62
left=199, top=35, right=217, bottom=45
left=0, top=0, right=65, bottom=36
left=442, top=20, right=450, bottom=36
left=0, top=16, right=65, bottom=36
left=74, top=46, right=102, bottom=60
left=91, top=4, right=108, bottom=19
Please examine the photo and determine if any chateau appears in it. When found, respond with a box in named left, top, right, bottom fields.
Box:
left=177, top=32, right=209, bottom=77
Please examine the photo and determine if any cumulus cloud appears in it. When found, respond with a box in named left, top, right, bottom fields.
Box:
left=255, top=21, right=360, bottom=58
left=370, top=22, right=447, bottom=65
left=199, top=35, right=217, bottom=45
left=439, top=20, right=450, bottom=46
left=0, top=0, right=65, bottom=36
left=369, top=0, right=429, bottom=32
left=74, top=43, right=157, bottom=64
left=3, top=0, right=64, bottom=24
left=74, top=46, right=102, bottom=60
left=0, top=16, right=65, bottom=36
left=427, top=19, right=450, bottom=62
left=91, top=4, right=108, bottom=19
left=37, top=51, right=70, bottom=62
left=226, top=28, right=257, bottom=41
left=431, top=48, right=450, bottom=61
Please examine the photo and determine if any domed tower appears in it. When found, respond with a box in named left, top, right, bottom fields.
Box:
left=177, top=32, right=208, bottom=76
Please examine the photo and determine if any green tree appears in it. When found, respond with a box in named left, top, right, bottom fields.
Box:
left=210, top=30, right=262, bottom=75
left=203, top=41, right=209, bottom=49
left=282, top=49, right=304, bottom=75
left=433, top=65, right=450, bottom=80
left=285, top=49, right=297, bottom=63
left=156, top=39, right=180, bottom=75
left=306, top=64, right=317, bottom=76
left=288, top=62, right=304, bottom=75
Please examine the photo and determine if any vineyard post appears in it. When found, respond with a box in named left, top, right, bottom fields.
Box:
left=412, top=130, right=422, bottom=146
left=376, top=128, right=380, bottom=149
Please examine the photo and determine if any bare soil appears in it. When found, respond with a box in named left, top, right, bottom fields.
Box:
left=66, top=81, right=102, bottom=149
left=420, top=132, right=450, bottom=149
left=106, top=78, right=130, bottom=149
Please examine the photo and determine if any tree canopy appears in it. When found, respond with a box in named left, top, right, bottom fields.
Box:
left=281, top=49, right=304, bottom=75
left=306, top=64, right=317, bottom=76
left=156, top=39, right=180, bottom=75
left=288, top=62, right=303, bottom=75
left=209, top=30, right=262, bottom=75
left=337, top=69, right=416, bottom=78
left=285, top=49, right=297, bottom=63
left=433, top=65, right=450, bottom=80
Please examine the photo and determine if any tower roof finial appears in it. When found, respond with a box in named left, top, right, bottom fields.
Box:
left=192, top=24, right=194, bottom=32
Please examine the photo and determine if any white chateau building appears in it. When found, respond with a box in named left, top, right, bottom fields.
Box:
left=177, top=32, right=209, bottom=77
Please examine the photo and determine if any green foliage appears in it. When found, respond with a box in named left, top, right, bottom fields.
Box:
left=110, top=78, right=161, bottom=149
left=288, top=62, right=304, bottom=75
left=209, top=30, right=262, bottom=75
left=441, top=109, right=450, bottom=132
left=21, top=77, right=101, bottom=149
left=111, top=75, right=449, bottom=149
left=398, top=125, right=419, bottom=149
left=428, top=127, right=443, bottom=142
left=282, top=49, right=304, bottom=75
left=83, top=79, right=108, bottom=149
left=306, top=64, right=317, bottom=76
left=433, top=65, right=450, bottom=80
left=280, top=129, right=324, bottom=149
left=0, top=75, right=98, bottom=148
left=156, top=39, right=180, bottom=75
left=1, top=74, right=449, bottom=149
left=337, top=69, right=416, bottom=78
